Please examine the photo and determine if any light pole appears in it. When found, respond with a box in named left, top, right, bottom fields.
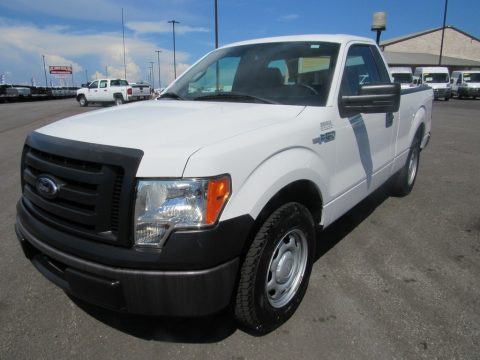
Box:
left=214, top=0, right=218, bottom=48
left=122, top=8, right=127, bottom=80
left=168, top=20, right=180, bottom=79
left=439, top=0, right=448, bottom=65
left=42, top=55, right=48, bottom=88
left=149, top=61, right=155, bottom=88
left=105, top=65, right=108, bottom=78
left=371, top=12, right=386, bottom=45
left=155, top=50, right=162, bottom=89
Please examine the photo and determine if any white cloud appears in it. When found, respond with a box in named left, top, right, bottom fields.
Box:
left=126, top=21, right=209, bottom=35
left=0, top=19, right=192, bottom=86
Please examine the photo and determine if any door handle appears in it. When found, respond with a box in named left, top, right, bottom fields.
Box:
left=386, top=113, right=394, bottom=128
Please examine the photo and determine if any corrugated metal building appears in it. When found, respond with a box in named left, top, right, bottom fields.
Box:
left=381, top=26, right=480, bottom=71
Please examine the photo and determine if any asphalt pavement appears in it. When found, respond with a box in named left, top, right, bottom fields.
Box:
left=0, top=98, right=479, bottom=359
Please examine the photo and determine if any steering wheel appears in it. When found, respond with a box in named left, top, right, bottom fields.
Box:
left=297, top=84, right=318, bottom=95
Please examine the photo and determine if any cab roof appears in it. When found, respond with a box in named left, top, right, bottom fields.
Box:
left=221, top=34, right=375, bottom=48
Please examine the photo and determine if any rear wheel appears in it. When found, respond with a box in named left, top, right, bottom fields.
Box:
left=235, top=202, right=315, bottom=335
left=391, top=133, right=421, bottom=197
left=78, top=95, right=88, bottom=107
left=114, top=96, right=124, bottom=106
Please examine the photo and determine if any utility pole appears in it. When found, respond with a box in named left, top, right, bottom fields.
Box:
left=168, top=20, right=180, bottom=79
left=85, top=69, right=88, bottom=83
left=155, top=50, right=162, bottom=89
left=214, top=0, right=219, bottom=48
left=439, top=0, right=448, bottom=65
left=42, top=55, right=48, bottom=88
left=149, top=61, right=155, bottom=88
left=122, top=8, right=127, bottom=79
left=105, top=65, right=108, bottom=78
left=71, top=64, right=74, bottom=88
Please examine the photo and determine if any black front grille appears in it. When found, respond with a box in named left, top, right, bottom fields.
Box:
left=21, top=132, right=143, bottom=247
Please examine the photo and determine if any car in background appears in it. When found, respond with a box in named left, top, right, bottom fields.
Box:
left=76, top=79, right=133, bottom=106
left=451, top=70, right=480, bottom=99
left=413, top=67, right=451, bottom=101
left=130, top=82, right=152, bottom=101
left=389, top=66, right=414, bottom=89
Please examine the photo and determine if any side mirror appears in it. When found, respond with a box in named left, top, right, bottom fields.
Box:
left=339, top=83, right=400, bottom=118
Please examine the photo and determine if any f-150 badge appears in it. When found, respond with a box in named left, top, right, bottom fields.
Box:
left=313, top=130, right=336, bottom=145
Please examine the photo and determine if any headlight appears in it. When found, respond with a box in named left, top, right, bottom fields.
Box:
left=134, top=176, right=231, bottom=248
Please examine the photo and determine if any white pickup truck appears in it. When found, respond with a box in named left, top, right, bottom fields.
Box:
left=76, top=78, right=133, bottom=106
left=16, top=35, right=433, bottom=334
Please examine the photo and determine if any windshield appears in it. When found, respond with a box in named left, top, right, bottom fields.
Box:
left=165, top=41, right=340, bottom=106
left=423, top=73, right=449, bottom=83
left=463, top=73, right=480, bottom=83
left=392, top=73, right=413, bottom=84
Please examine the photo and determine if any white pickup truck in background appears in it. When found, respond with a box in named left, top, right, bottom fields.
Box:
left=76, top=78, right=133, bottom=106
left=130, top=82, right=152, bottom=101
left=16, top=34, right=433, bottom=335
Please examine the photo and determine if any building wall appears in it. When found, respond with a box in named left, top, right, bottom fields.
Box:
left=384, top=28, right=480, bottom=62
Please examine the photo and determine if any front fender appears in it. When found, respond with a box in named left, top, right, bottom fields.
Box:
left=220, top=147, right=328, bottom=223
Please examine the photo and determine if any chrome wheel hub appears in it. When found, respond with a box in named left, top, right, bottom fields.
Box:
left=408, top=145, right=419, bottom=186
left=266, top=229, right=308, bottom=308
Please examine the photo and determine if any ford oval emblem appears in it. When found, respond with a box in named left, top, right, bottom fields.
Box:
left=35, top=176, right=59, bottom=199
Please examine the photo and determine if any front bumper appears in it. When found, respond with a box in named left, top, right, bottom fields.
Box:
left=458, top=87, right=480, bottom=97
left=16, top=219, right=240, bottom=316
left=433, top=88, right=451, bottom=99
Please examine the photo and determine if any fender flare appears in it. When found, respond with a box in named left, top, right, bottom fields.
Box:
left=410, top=105, right=427, bottom=146
left=221, top=147, right=328, bottom=223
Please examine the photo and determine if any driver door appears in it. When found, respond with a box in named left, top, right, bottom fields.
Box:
left=330, top=44, right=396, bottom=217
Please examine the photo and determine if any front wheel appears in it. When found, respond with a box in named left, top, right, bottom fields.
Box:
left=78, top=95, right=88, bottom=107
left=235, top=202, right=315, bottom=335
left=391, top=134, right=421, bottom=197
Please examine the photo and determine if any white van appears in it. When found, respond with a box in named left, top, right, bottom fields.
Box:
left=389, top=67, right=414, bottom=89
left=450, top=70, right=480, bottom=99
left=414, top=67, right=451, bottom=101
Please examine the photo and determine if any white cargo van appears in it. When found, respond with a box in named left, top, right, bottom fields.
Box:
left=450, top=70, right=480, bottom=99
left=414, top=67, right=451, bottom=100
left=389, top=67, right=414, bottom=89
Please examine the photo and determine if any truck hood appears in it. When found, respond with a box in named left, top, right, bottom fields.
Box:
left=36, top=100, right=305, bottom=177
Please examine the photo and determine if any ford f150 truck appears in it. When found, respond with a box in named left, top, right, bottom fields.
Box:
left=76, top=78, right=133, bottom=106
left=16, top=35, right=433, bottom=334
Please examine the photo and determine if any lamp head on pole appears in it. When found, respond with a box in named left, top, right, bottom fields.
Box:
left=371, top=12, right=387, bottom=45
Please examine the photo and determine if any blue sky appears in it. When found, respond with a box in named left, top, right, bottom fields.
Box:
left=0, top=0, right=478, bottom=87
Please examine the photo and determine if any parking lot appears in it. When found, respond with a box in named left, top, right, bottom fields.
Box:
left=0, top=98, right=479, bottom=359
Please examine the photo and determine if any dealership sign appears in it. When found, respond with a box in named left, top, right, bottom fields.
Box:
left=49, top=66, right=72, bottom=75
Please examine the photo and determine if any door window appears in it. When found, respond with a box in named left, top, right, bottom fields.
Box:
left=340, top=45, right=387, bottom=96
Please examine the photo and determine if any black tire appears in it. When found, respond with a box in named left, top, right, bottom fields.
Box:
left=114, top=96, right=124, bottom=106
left=235, top=202, right=315, bottom=335
left=391, top=133, right=421, bottom=197
left=78, top=95, right=88, bottom=107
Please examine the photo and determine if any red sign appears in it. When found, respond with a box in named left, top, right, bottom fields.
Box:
left=49, top=66, right=72, bottom=75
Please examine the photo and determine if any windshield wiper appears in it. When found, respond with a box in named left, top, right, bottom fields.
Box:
left=158, top=92, right=184, bottom=100
left=193, top=92, right=277, bottom=104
